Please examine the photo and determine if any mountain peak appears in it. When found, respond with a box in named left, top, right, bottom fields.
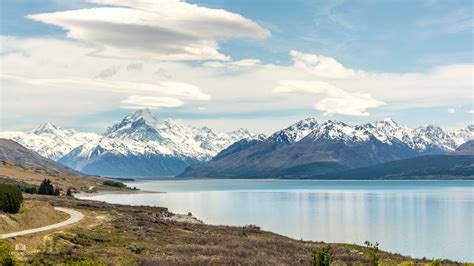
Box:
left=32, top=122, right=61, bottom=135
left=269, top=117, right=319, bottom=144
left=130, top=108, right=157, bottom=123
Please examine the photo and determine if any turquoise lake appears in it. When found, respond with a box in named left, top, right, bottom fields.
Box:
left=83, top=179, right=474, bottom=262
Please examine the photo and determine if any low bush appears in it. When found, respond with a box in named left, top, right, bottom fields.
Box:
left=102, top=180, right=126, bottom=188
left=311, top=245, right=334, bottom=266
left=0, top=183, right=23, bottom=213
left=364, top=241, right=380, bottom=266
left=0, top=241, right=18, bottom=265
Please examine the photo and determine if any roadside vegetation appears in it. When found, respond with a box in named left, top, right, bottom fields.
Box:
left=0, top=241, right=18, bottom=266
left=0, top=184, right=23, bottom=213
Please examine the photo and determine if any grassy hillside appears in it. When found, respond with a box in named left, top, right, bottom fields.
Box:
left=0, top=160, right=127, bottom=192
left=0, top=200, right=68, bottom=233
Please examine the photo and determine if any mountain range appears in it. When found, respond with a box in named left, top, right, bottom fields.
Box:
left=179, top=118, right=474, bottom=178
left=1, top=110, right=472, bottom=178
left=0, top=109, right=259, bottom=177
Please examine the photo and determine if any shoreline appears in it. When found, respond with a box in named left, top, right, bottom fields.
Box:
left=75, top=181, right=474, bottom=262
left=74, top=188, right=163, bottom=198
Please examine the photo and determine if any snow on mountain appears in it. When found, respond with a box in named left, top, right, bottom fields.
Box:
left=449, top=125, right=474, bottom=147
left=274, top=117, right=472, bottom=153
left=79, top=109, right=260, bottom=160
left=0, top=122, right=100, bottom=160
left=269, top=118, right=319, bottom=144
left=305, top=120, right=373, bottom=143
left=367, top=119, right=472, bottom=152
left=58, top=109, right=261, bottom=176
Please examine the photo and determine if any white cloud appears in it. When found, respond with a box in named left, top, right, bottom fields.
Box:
left=447, top=107, right=456, bottom=114
left=121, top=95, right=183, bottom=109
left=27, top=0, right=270, bottom=61
left=273, top=80, right=385, bottom=116
left=290, top=50, right=363, bottom=79
left=1, top=36, right=472, bottom=132
left=203, top=59, right=262, bottom=68
left=2, top=75, right=210, bottom=100
left=468, top=110, right=474, bottom=114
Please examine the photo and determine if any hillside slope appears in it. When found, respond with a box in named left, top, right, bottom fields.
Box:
left=450, top=140, right=474, bottom=155
left=0, top=138, right=81, bottom=176
left=319, top=155, right=474, bottom=180
left=0, top=138, right=123, bottom=190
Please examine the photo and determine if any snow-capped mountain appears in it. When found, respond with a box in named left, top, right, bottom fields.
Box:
left=269, top=118, right=318, bottom=144
left=0, top=123, right=100, bottom=160
left=180, top=118, right=474, bottom=178
left=59, top=109, right=260, bottom=177
left=289, top=118, right=473, bottom=153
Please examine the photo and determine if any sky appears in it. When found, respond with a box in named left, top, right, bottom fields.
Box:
left=0, top=0, right=473, bottom=134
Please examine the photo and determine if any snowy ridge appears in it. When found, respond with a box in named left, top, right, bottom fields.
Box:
left=0, top=123, right=100, bottom=160
left=267, top=117, right=473, bottom=153
left=269, top=118, right=319, bottom=144
left=69, top=109, right=261, bottom=162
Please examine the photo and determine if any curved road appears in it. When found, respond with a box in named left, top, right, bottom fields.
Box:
left=0, top=207, right=84, bottom=239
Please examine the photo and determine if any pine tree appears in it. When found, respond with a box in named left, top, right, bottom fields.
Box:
left=54, top=187, right=60, bottom=196
left=38, top=179, right=54, bottom=195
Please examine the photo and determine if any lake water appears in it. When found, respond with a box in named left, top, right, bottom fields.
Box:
left=82, top=179, right=474, bottom=262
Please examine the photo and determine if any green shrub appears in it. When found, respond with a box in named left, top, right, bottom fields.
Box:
left=311, top=245, right=334, bottom=266
left=0, top=241, right=18, bottom=266
left=364, top=241, right=380, bottom=266
left=102, top=180, right=126, bottom=188
left=0, top=184, right=23, bottom=213
left=427, top=259, right=442, bottom=266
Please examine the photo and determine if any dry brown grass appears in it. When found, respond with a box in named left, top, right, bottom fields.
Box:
left=0, top=160, right=126, bottom=192
left=0, top=200, right=69, bottom=233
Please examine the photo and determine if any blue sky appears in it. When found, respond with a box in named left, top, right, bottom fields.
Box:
left=0, top=0, right=472, bottom=133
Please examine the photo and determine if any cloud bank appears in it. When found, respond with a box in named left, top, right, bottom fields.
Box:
left=274, top=80, right=385, bottom=116
left=27, top=0, right=270, bottom=61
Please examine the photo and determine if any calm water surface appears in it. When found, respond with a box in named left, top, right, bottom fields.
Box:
left=83, top=179, right=474, bottom=261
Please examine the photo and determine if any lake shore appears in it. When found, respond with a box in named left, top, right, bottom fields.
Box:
left=14, top=193, right=462, bottom=265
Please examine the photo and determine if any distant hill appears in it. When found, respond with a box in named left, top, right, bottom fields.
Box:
left=450, top=140, right=474, bottom=155
left=0, top=138, right=81, bottom=176
left=317, top=155, right=474, bottom=180
left=0, top=138, right=125, bottom=190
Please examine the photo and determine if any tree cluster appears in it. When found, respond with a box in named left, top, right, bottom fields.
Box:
left=38, top=179, right=60, bottom=196
left=0, top=183, right=23, bottom=214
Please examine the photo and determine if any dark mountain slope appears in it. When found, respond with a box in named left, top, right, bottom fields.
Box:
left=450, top=140, right=474, bottom=155
left=319, top=155, right=474, bottom=180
